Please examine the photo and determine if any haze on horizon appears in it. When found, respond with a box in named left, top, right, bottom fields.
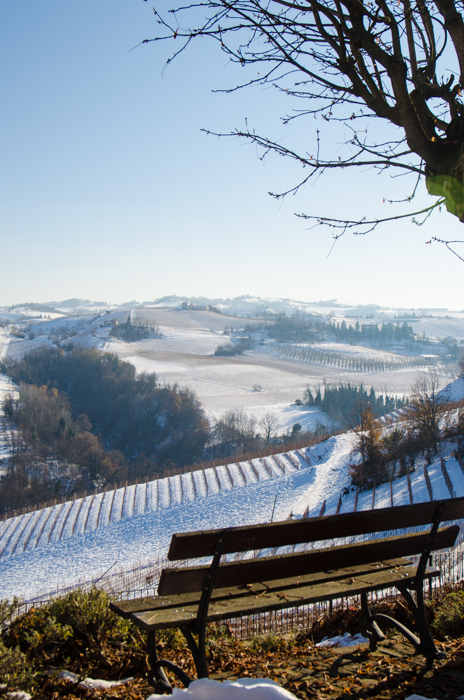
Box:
left=1, top=2, right=463, bottom=310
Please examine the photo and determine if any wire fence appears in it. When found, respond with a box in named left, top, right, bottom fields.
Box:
left=11, top=521, right=464, bottom=638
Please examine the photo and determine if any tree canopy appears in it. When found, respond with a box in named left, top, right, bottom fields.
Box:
left=3, top=347, right=210, bottom=469
left=143, top=0, right=464, bottom=257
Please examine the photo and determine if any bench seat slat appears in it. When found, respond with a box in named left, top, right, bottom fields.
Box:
left=110, top=557, right=413, bottom=618
left=168, top=498, right=464, bottom=560
left=160, top=526, right=458, bottom=596
left=131, top=563, right=439, bottom=631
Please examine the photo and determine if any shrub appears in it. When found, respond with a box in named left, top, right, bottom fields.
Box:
left=248, top=632, right=292, bottom=654
left=0, top=640, right=32, bottom=691
left=433, top=591, right=464, bottom=637
left=4, top=588, right=138, bottom=669
left=0, top=598, right=33, bottom=691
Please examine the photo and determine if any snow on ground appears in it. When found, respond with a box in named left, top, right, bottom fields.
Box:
left=106, top=330, right=230, bottom=357
left=135, top=308, right=264, bottom=335
left=1, top=306, right=458, bottom=436
left=106, top=341, right=451, bottom=434
left=0, top=434, right=354, bottom=600
left=147, top=678, right=297, bottom=700
left=0, top=328, right=11, bottom=362
left=406, top=316, right=464, bottom=341
left=0, top=309, right=463, bottom=602
left=22, top=676, right=446, bottom=700
left=315, top=342, right=411, bottom=360
left=206, top=404, right=331, bottom=435
left=444, top=377, right=464, bottom=402
left=0, top=374, right=16, bottom=475
left=1, top=421, right=464, bottom=602
left=109, top=347, right=337, bottom=432
left=316, top=633, right=368, bottom=648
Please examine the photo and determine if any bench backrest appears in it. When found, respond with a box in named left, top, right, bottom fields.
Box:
left=159, top=526, right=458, bottom=595
left=158, top=498, right=464, bottom=596
left=167, top=497, right=464, bottom=559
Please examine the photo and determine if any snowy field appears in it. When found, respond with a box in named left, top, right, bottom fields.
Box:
left=1, top=397, right=464, bottom=603
left=0, top=374, right=16, bottom=476
left=103, top=339, right=451, bottom=432
left=405, top=316, right=464, bottom=341
left=316, top=342, right=416, bottom=360
left=1, top=306, right=458, bottom=434
left=0, top=434, right=352, bottom=599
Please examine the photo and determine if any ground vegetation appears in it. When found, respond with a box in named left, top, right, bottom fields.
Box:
left=108, top=316, right=161, bottom=342
left=349, top=372, right=459, bottom=488
left=3, top=586, right=464, bottom=698
left=1, top=348, right=210, bottom=495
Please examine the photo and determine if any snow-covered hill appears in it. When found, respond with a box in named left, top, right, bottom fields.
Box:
left=1, top=420, right=464, bottom=602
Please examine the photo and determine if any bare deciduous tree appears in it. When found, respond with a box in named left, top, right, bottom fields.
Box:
left=214, top=409, right=258, bottom=456
left=260, top=412, right=279, bottom=442
left=141, top=0, right=464, bottom=256
left=409, top=372, right=448, bottom=459
left=349, top=400, right=385, bottom=488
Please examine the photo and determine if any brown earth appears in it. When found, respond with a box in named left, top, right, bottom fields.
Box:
left=34, top=630, right=464, bottom=700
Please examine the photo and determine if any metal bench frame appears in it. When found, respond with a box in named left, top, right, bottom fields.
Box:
left=111, top=498, right=463, bottom=693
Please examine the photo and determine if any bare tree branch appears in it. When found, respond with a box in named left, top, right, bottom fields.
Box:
left=296, top=197, right=445, bottom=236
left=140, top=0, right=464, bottom=251
left=428, top=236, right=464, bottom=262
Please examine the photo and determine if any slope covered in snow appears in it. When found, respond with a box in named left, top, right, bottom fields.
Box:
left=1, top=419, right=464, bottom=602
left=0, top=340, right=463, bottom=602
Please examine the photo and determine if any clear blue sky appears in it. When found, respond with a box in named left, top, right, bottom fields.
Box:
left=1, top=1, right=463, bottom=310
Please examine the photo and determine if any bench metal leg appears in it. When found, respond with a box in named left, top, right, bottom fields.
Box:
left=361, top=592, right=386, bottom=650
left=361, top=587, right=442, bottom=664
left=147, top=631, right=194, bottom=692
left=397, top=584, right=443, bottom=663
left=147, top=631, right=173, bottom=693
left=179, top=529, right=229, bottom=682
left=183, top=628, right=209, bottom=679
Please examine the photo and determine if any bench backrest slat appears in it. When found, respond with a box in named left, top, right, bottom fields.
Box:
left=159, top=525, right=459, bottom=596
left=167, top=498, right=464, bottom=561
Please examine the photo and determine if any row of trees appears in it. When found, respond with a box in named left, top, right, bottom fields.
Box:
left=303, top=383, right=407, bottom=426
left=329, top=321, right=416, bottom=344
left=208, top=409, right=306, bottom=459
left=266, top=318, right=326, bottom=343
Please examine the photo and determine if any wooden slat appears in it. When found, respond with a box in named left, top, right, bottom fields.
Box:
left=110, top=557, right=413, bottom=618
left=133, top=564, right=439, bottom=631
left=168, top=497, right=464, bottom=560
left=159, top=526, right=458, bottom=595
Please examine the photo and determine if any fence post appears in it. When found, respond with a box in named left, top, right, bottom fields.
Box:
left=423, top=465, right=433, bottom=501
left=441, top=457, right=454, bottom=497
left=407, top=471, right=413, bottom=505
left=457, top=450, right=464, bottom=476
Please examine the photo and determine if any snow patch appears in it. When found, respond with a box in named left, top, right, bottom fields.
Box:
left=147, top=677, right=297, bottom=700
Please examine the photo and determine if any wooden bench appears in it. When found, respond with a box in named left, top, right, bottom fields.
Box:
left=110, top=497, right=463, bottom=692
